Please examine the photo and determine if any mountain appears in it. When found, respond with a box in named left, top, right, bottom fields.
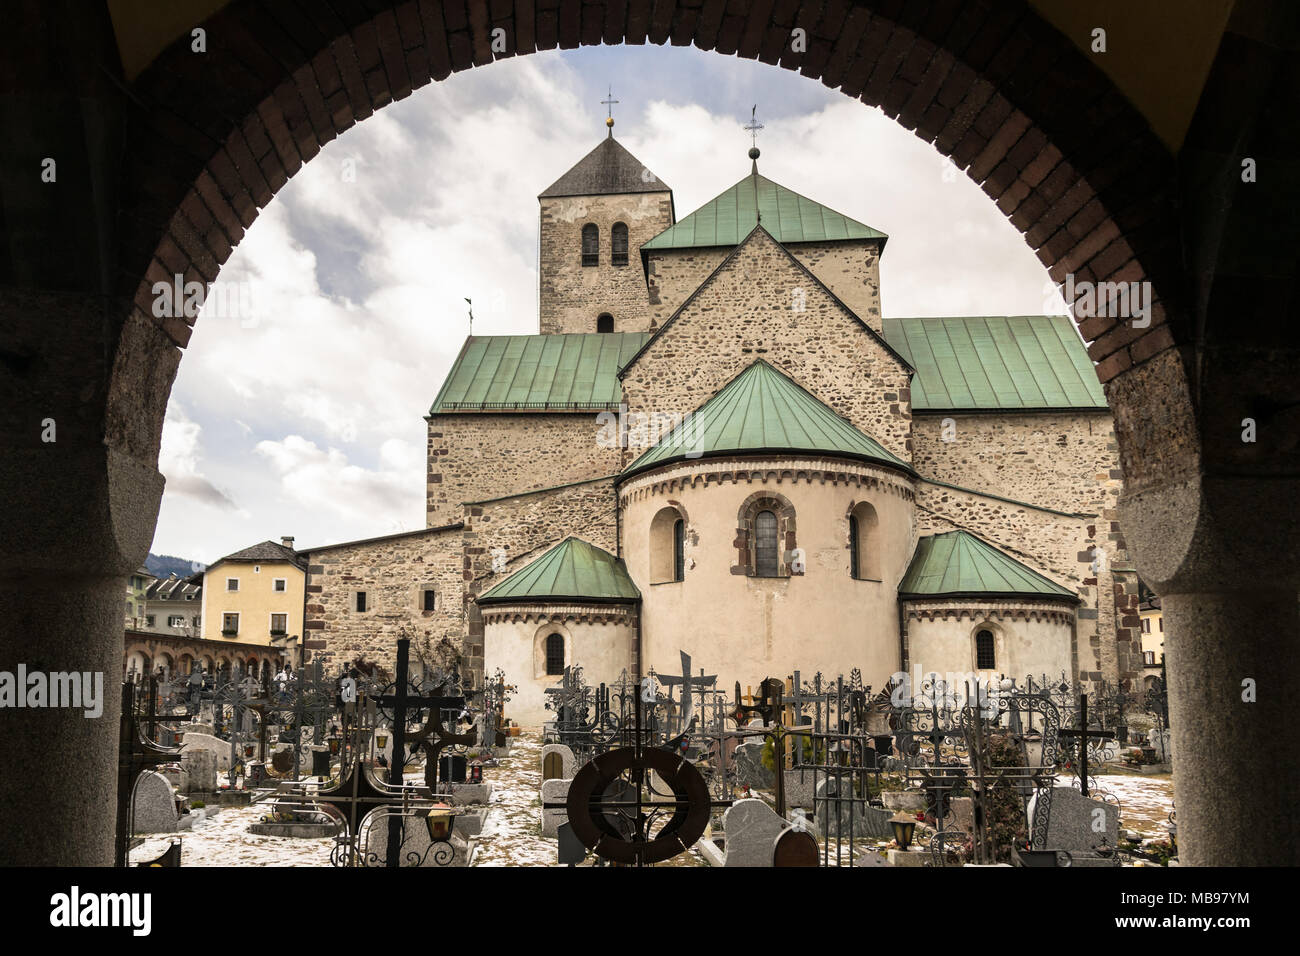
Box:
left=145, top=553, right=205, bottom=579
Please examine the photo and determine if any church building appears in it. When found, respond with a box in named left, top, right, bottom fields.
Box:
left=301, top=120, right=1141, bottom=725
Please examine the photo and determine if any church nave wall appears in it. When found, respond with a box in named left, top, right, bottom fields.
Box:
left=426, top=413, right=624, bottom=527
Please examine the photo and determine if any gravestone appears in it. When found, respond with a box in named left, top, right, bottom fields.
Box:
left=1041, top=787, right=1120, bottom=866
left=733, top=742, right=774, bottom=790
left=723, top=798, right=788, bottom=867
left=132, top=771, right=179, bottom=833
left=439, top=754, right=467, bottom=784
left=882, top=790, right=927, bottom=812
left=363, top=816, right=470, bottom=867
left=947, top=796, right=975, bottom=835
left=180, top=732, right=231, bottom=771
left=540, top=744, right=576, bottom=781
left=772, top=827, right=819, bottom=866
left=814, top=777, right=892, bottom=838
left=556, top=821, right=587, bottom=866
left=782, top=770, right=816, bottom=808
left=179, top=748, right=217, bottom=794
left=540, top=778, right=570, bottom=838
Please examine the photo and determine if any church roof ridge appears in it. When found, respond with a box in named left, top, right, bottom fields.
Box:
left=619, top=357, right=913, bottom=482
left=476, top=535, right=641, bottom=605
left=898, top=529, right=1079, bottom=603
left=620, top=223, right=912, bottom=378
left=640, top=168, right=887, bottom=253
left=539, top=136, right=671, bottom=199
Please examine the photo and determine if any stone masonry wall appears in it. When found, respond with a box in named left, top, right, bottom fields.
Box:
left=645, top=246, right=729, bottom=329
left=427, top=413, right=622, bottom=527
left=539, top=191, right=673, bottom=335
left=621, top=227, right=914, bottom=464
left=303, top=526, right=465, bottom=678
left=460, top=476, right=620, bottom=682
left=787, top=240, right=884, bottom=333
left=912, top=411, right=1120, bottom=516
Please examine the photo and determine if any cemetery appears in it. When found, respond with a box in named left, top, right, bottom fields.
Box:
left=123, top=637, right=1177, bottom=868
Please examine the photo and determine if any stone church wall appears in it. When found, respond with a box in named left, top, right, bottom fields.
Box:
left=302, top=526, right=466, bottom=676
left=911, top=411, right=1120, bottom=517
left=622, top=228, right=914, bottom=463
left=645, top=246, right=729, bottom=329
left=460, top=476, right=620, bottom=682
left=539, top=191, right=673, bottom=334
left=426, top=413, right=623, bottom=527
left=787, top=240, right=884, bottom=333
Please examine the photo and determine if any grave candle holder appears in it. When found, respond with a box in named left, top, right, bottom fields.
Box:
left=425, top=803, right=457, bottom=842
left=890, top=815, right=916, bottom=850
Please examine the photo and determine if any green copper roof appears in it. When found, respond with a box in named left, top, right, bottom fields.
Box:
left=881, top=316, right=1107, bottom=411
left=477, top=537, right=641, bottom=605
left=898, top=531, right=1078, bottom=602
left=430, top=333, right=650, bottom=413
left=641, top=172, right=887, bottom=252
left=622, top=359, right=911, bottom=479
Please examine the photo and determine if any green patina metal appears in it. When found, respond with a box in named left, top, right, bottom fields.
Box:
left=881, top=315, right=1107, bottom=411
left=621, top=359, right=911, bottom=479
left=477, top=537, right=641, bottom=605
left=898, top=530, right=1078, bottom=602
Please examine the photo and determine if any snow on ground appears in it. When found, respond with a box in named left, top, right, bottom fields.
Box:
left=129, top=803, right=335, bottom=867
left=1093, top=770, right=1176, bottom=837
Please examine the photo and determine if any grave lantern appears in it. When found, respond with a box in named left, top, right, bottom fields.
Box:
left=469, top=762, right=483, bottom=784
left=376, top=726, right=389, bottom=750
left=425, top=803, right=457, bottom=842
left=890, top=815, right=916, bottom=850
left=327, top=728, right=341, bottom=755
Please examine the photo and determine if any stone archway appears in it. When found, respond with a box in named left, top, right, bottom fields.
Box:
left=2, top=0, right=1296, bottom=866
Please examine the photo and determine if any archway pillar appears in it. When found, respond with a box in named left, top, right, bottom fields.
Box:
left=1115, top=354, right=1300, bottom=866
left=0, top=439, right=164, bottom=864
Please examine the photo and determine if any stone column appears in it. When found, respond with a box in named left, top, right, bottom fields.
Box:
left=1160, top=589, right=1299, bottom=866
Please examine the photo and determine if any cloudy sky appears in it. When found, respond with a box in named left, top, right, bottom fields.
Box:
left=153, top=45, right=1069, bottom=566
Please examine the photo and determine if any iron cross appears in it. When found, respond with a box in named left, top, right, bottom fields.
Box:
left=744, top=104, right=763, bottom=147
left=1057, top=694, right=1114, bottom=797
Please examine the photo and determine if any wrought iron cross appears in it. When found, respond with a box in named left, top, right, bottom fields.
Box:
left=602, top=85, right=618, bottom=122
left=744, top=104, right=763, bottom=147
left=1057, top=694, right=1113, bottom=797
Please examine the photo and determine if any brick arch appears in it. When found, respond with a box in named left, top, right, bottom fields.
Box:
left=106, top=0, right=1187, bottom=466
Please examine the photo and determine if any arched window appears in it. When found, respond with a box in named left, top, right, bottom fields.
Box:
left=673, top=518, right=685, bottom=582
left=611, top=222, right=629, bottom=266
left=581, top=223, right=599, bottom=266
left=545, top=634, right=565, bottom=675
left=596, top=313, right=614, bottom=332
left=976, top=629, right=996, bottom=669
left=754, top=510, right=779, bottom=577
left=848, top=502, right=880, bottom=579
left=650, top=506, right=686, bottom=583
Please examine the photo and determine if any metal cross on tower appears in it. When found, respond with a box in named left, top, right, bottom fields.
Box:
left=602, top=85, right=618, bottom=127
left=744, top=104, right=763, bottom=147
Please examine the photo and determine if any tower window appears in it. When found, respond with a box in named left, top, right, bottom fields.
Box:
left=596, top=313, right=614, bottom=333
left=422, top=589, right=436, bottom=612
left=355, top=591, right=367, bottom=612
left=976, top=629, right=996, bottom=669
left=545, top=634, right=565, bottom=675
left=611, top=222, right=629, bottom=266
left=754, top=510, right=779, bottom=577
left=581, top=223, right=599, bottom=267
left=849, top=515, right=859, bottom=579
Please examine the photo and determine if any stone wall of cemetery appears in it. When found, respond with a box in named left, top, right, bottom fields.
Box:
left=462, top=477, right=621, bottom=684
left=426, top=413, right=623, bottom=527
left=620, top=456, right=916, bottom=693
left=302, top=526, right=466, bottom=677
left=539, top=190, right=674, bottom=335
left=622, top=228, right=914, bottom=463
left=482, top=607, right=637, bottom=725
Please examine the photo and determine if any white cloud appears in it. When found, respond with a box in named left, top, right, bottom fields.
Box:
left=158, top=403, right=237, bottom=511
left=255, top=435, right=422, bottom=528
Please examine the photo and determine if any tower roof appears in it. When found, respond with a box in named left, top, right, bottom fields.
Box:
left=476, top=537, right=641, bottom=605
left=898, top=530, right=1078, bottom=602
left=621, top=359, right=911, bottom=481
left=641, top=171, right=887, bottom=252
left=539, top=137, right=670, bottom=199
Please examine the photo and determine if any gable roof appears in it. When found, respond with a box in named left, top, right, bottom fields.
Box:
left=898, top=530, right=1078, bottom=602
left=621, top=224, right=912, bottom=378
left=476, top=537, right=641, bottom=605
left=621, top=359, right=912, bottom=481
left=539, top=136, right=671, bottom=199
left=881, top=316, right=1108, bottom=411
left=429, top=333, right=650, bottom=413
left=212, top=540, right=304, bottom=568
left=640, top=170, right=887, bottom=252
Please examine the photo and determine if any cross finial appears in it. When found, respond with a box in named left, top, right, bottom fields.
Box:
left=744, top=104, right=763, bottom=171
left=464, top=297, right=473, bottom=336
left=602, top=85, right=619, bottom=135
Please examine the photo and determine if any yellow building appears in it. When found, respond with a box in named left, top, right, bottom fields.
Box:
left=200, top=537, right=305, bottom=663
left=1139, top=594, right=1165, bottom=688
